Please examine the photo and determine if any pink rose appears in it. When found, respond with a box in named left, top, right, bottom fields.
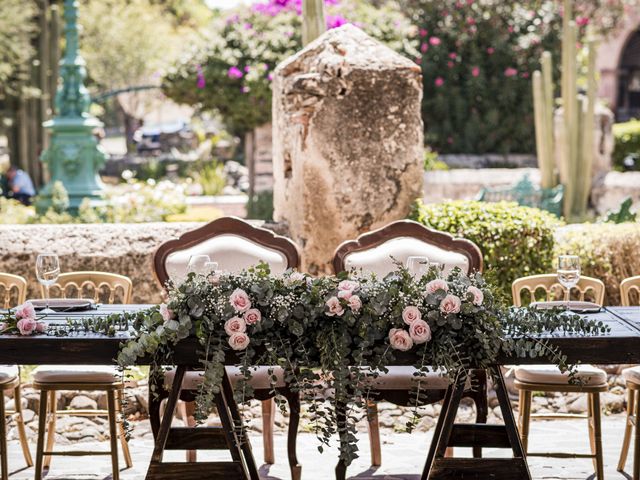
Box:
left=0, top=322, right=6, bottom=331
left=348, top=295, right=362, bottom=312
left=472, top=66, right=480, bottom=77
left=409, top=320, right=432, bottom=344
left=14, top=301, right=35, bottom=321
left=435, top=77, right=445, bottom=87
left=35, top=321, right=47, bottom=333
left=388, top=328, right=414, bottom=351
left=325, top=296, right=344, bottom=317
left=159, top=303, right=174, bottom=322
left=16, top=318, right=37, bottom=336
left=338, top=280, right=359, bottom=293
left=228, top=332, right=250, bottom=351
left=402, top=306, right=422, bottom=325
left=504, top=67, right=518, bottom=77
left=224, top=317, right=247, bottom=336
left=230, top=288, right=251, bottom=313
left=440, top=294, right=462, bottom=315
left=243, top=308, right=262, bottom=325
left=425, top=279, right=449, bottom=295
left=467, top=286, right=484, bottom=306
left=337, top=289, right=352, bottom=300
left=429, top=36, right=441, bottom=46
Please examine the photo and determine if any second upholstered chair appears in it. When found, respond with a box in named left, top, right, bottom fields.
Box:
left=0, top=273, right=33, bottom=479
left=32, top=271, right=133, bottom=480
left=152, top=216, right=303, bottom=479
left=617, top=275, right=640, bottom=479
left=332, top=219, right=487, bottom=469
left=512, top=273, right=607, bottom=479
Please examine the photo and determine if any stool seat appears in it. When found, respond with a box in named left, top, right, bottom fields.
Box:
left=0, top=365, right=18, bottom=384
left=362, top=367, right=471, bottom=390
left=164, top=366, right=286, bottom=391
left=515, top=364, right=607, bottom=386
left=33, top=365, right=122, bottom=384
left=622, top=366, right=640, bottom=385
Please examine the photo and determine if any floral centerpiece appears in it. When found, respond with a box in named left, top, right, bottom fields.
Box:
left=117, top=263, right=607, bottom=464
left=0, top=301, right=47, bottom=335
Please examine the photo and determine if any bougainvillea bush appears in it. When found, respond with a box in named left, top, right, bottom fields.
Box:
left=162, top=0, right=418, bottom=134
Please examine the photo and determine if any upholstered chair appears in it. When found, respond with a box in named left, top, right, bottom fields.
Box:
left=152, top=216, right=303, bottom=479
left=617, top=275, right=640, bottom=479
left=32, top=272, right=133, bottom=480
left=512, top=274, right=607, bottom=479
left=332, top=219, right=486, bottom=469
left=0, top=273, right=33, bottom=478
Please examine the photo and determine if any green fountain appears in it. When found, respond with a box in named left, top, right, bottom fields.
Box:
left=37, top=0, right=106, bottom=214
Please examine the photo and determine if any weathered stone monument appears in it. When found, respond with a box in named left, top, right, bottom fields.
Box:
left=272, top=25, right=424, bottom=273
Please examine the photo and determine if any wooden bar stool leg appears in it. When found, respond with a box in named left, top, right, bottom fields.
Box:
left=14, top=385, right=33, bottom=467
left=619, top=387, right=634, bottom=472
left=34, top=390, right=48, bottom=480
left=43, top=390, right=57, bottom=469
left=180, top=400, right=197, bottom=463
left=284, top=389, right=302, bottom=480
left=0, top=389, right=8, bottom=480
left=107, top=390, right=120, bottom=480
left=591, top=393, right=604, bottom=479
left=634, top=389, right=640, bottom=480
left=520, top=390, right=532, bottom=453
left=588, top=393, right=597, bottom=471
left=116, top=389, right=133, bottom=468
left=261, top=398, right=275, bottom=464
left=366, top=400, right=382, bottom=467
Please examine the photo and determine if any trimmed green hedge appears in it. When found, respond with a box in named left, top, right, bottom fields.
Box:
left=613, top=120, right=640, bottom=171
left=409, top=200, right=563, bottom=300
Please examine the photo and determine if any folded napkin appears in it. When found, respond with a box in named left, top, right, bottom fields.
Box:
left=530, top=300, right=601, bottom=313
left=29, top=298, right=96, bottom=312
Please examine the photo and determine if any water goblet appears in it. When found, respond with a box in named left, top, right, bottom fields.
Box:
left=557, top=255, right=580, bottom=308
left=36, top=253, right=60, bottom=314
left=187, top=255, right=211, bottom=277
left=406, top=256, right=430, bottom=279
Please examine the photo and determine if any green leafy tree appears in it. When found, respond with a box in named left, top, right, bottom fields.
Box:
left=0, top=0, right=37, bottom=101
left=162, top=0, right=417, bottom=135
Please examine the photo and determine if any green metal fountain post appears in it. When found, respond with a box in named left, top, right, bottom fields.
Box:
left=37, top=0, right=106, bottom=214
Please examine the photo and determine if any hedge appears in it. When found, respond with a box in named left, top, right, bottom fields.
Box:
left=555, top=223, right=640, bottom=305
left=613, top=119, right=640, bottom=171
left=409, top=200, right=562, bottom=300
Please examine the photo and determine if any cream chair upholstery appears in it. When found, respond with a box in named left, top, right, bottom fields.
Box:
left=617, top=276, right=640, bottom=478
left=0, top=273, right=32, bottom=477
left=512, top=273, right=607, bottom=479
left=32, top=271, right=133, bottom=480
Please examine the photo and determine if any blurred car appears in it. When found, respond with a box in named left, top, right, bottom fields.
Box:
left=132, top=121, right=196, bottom=154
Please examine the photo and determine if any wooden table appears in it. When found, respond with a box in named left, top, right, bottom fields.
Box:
left=1, top=306, right=639, bottom=480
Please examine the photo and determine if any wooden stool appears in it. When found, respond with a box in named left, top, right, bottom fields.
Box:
left=0, top=366, right=33, bottom=479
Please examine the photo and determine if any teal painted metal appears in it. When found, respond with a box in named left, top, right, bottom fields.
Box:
left=477, top=174, right=564, bottom=217
left=37, top=0, right=106, bottom=213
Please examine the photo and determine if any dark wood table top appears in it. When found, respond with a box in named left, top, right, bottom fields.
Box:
left=1, top=305, right=639, bottom=366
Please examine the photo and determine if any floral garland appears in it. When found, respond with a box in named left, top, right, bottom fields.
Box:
left=0, top=301, right=47, bottom=335
left=114, top=263, right=608, bottom=465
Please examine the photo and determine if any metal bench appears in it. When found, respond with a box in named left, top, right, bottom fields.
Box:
left=477, top=174, right=564, bottom=217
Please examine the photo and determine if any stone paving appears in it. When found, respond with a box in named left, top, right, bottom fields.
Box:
left=3, top=414, right=633, bottom=479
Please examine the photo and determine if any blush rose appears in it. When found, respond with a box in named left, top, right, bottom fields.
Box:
left=440, top=294, right=462, bottom=315
left=402, top=306, right=422, bottom=325
left=325, top=296, right=344, bottom=316
left=228, top=332, right=250, bottom=350
left=230, top=288, right=252, bottom=313
left=224, top=317, right=247, bottom=336
left=409, top=320, right=432, bottom=344
left=243, top=308, right=262, bottom=325
left=388, top=328, right=414, bottom=351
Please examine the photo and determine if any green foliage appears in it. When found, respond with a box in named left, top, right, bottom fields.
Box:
left=409, top=200, right=563, bottom=298
left=612, top=119, right=640, bottom=171
left=50, top=181, right=70, bottom=214
left=603, top=197, right=637, bottom=224
left=423, top=147, right=448, bottom=171
left=191, top=161, right=226, bottom=196
left=0, top=0, right=37, bottom=100
left=247, top=190, right=274, bottom=221
left=162, top=0, right=417, bottom=134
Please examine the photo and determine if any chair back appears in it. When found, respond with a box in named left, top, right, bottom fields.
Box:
left=153, top=216, right=301, bottom=288
left=511, top=274, right=605, bottom=307
left=621, top=275, right=640, bottom=306
left=44, top=271, right=133, bottom=304
left=0, top=273, right=27, bottom=308
left=332, top=220, right=483, bottom=276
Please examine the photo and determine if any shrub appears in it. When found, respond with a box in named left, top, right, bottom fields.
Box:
left=247, top=190, right=274, bottom=221
left=612, top=119, right=640, bottom=171
left=555, top=223, right=640, bottom=305
left=409, top=200, right=562, bottom=299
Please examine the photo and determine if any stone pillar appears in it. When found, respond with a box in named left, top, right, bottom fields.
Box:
left=272, top=25, right=424, bottom=273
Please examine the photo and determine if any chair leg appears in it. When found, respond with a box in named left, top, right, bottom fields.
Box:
left=471, top=370, right=488, bottom=458
left=590, top=393, right=605, bottom=479
left=14, top=384, right=33, bottom=467
left=619, top=387, right=634, bottom=472
left=0, top=389, right=8, bottom=480
left=107, top=390, right=120, bottom=480
left=519, top=390, right=532, bottom=453
left=284, top=389, right=302, bottom=480
left=366, top=400, right=382, bottom=467
left=116, top=389, right=133, bottom=468
left=34, top=390, right=48, bottom=480
left=261, top=398, right=275, bottom=464
left=43, top=391, right=57, bottom=469
left=634, top=389, right=640, bottom=480
left=179, top=400, right=197, bottom=463
left=588, top=393, right=596, bottom=471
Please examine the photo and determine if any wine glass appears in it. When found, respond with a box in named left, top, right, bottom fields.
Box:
left=36, top=253, right=60, bottom=314
left=406, top=256, right=430, bottom=279
left=557, top=255, right=580, bottom=307
left=187, top=255, right=211, bottom=277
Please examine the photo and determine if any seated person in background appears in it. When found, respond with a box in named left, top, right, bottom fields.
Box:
left=4, top=166, right=36, bottom=206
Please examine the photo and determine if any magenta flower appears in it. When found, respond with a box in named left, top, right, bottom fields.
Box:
left=196, top=64, right=205, bottom=89
left=435, top=77, right=444, bottom=87
left=267, top=73, right=274, bottom=81
left=447, top=61, right=454, bottom=68
left=326, top=14, right=348, bottom=29
left=471, top=66, right=480, bottom=77
left=504, top=67, right=518, bottom=77
left=421, top=43, right=429, bottom=53
left=419, top=28, right=428, bottom=37
left=487, top=47, right=495, bottom=55
left=243, top=22, right=253, bottom=30
left=228, top=66, right=244, bottom=79
left=448, top=52, right=457, bottom=59
left=244, top=66, right=251, bottom=73
left=429, top=36, right=441, bottom=46
left=576, top=16, right=589, bottom=26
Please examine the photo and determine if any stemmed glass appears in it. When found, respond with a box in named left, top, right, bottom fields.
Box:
left=557, top=255, right=580, bottom=308
left=187, top=255, right=212, bottom=277
left=36, top=253, right=60, bottom=314
left=406, top=256, right=430, bottom=279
